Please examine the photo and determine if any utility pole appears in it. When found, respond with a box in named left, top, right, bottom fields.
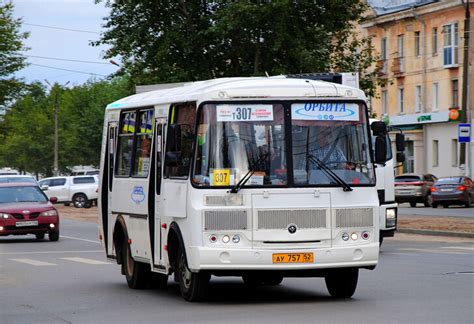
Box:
left=460, top=1, right=471, bottom=176
left=45, top=80, right=70, bottom=176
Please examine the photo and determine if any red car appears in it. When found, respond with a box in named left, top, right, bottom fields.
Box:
left=0, top=182, right=60, bottom=241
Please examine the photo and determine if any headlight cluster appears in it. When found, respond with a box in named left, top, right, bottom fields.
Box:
left=209, top=234, right=240, bottom=244
left=385, top=208, right=397, bottom=227
left=341, top=231, right=370, bottom=242
left=40, top=209, right=58, bottom=217
left=0, top=213, right=11, bottom=219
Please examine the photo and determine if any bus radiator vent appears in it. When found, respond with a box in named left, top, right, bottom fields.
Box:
left=204, top=210, right=248, bottom=231
left=257, top=209, right=327, bottom=230
left=335, top=208, right=373, bottom=228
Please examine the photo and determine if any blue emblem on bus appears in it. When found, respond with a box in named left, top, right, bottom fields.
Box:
left=131, top=186, right=145, bottom=203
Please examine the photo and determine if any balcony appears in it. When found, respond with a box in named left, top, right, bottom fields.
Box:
left=391, top=57, right=404, bottom=76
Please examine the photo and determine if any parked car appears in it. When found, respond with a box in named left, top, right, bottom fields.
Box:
left=431, top=176, right=473, bottom=208
left=0, top=175, right=38, bottom=184
left=395, top=173, right=437, bottom=207
left=38, top=175, right=98, bottom=208
left=0, top=182, right=60, bottom=241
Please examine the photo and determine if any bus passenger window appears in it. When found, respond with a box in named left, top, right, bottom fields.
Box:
left=116, top=111, right=136, bottom=176
left=132, top=110, right=154, bottom=177
left=165, top=103, right=196, bottom=178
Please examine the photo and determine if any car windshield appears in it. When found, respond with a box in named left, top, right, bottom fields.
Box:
left=192, top=102, right=374, bottom=188
left=436, top=177, right=462, bottom=184
left=0, top=186, right=48, bottom=203
left=395, top=176, right=421, bottom=182
left=0, top=177, right=36, bottom=184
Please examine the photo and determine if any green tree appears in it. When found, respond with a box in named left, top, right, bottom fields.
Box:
left=94, top=1, right=380, bottom=95
left=0, top=2, right=29, bottom=107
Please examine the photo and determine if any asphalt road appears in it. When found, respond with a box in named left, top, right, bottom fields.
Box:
left=1, top=219, right=473, bottom=324
left=399, top=203, right=474, bottom=218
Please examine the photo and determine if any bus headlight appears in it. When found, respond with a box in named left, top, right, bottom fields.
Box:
left=386, top=208, right=397, bottom=227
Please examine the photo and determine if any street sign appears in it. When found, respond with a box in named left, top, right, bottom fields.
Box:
left=458, top=123, right=471, bottom=143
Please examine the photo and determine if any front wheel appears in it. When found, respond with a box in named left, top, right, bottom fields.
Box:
left=73, top=194, right=88, bottom=208
left=176, top=246, right=210, bottom=302
left=123, top=241, right=149, bottom=289
left=325, top=268, right=359, bottom=299
left=49, top=230, right=59, bottom=241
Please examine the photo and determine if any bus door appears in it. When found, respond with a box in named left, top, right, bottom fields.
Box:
left=103, top=121, right=117, bottom=256
left=152, top=118, right=166, bottom=267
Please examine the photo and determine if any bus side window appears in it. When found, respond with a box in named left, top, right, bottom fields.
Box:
left=132, top=109, right=154, bottom=177
left=164, top=103, right=196, bottom=178
left=116, top=111, right=136, bottom=177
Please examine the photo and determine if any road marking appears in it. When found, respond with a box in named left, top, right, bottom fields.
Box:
left=0, top=250, right=102, bottom=255
left=441, top=246, right=474, bottom=251
left=382, top=252, right=417, bottom=256
left=10, top=258, right=57, bottom=266
left=399, top=248, right=470, bottom=255
left=60, top=235, right=100, bottom=244
left=61, top=257, right=110, bottom=265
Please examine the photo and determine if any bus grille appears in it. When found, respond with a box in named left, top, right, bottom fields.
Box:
left=204, top=210, right=247, bottom=230
left=257, top=209, right=327, bottom=230
left=335, top=208, right=373, bottom=228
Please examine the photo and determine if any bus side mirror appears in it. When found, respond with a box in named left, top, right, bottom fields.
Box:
left=371, top=121, right=387, bottom=136
left=375, top=136, right=387, bottom=164
left=396, top=133, right=405, bottom=152
left=396, top=152, right=406, bottom=163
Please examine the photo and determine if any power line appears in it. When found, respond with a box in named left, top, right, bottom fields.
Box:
left=24, top=54, right=112, bottom=65
left=23, top=23, right=100, bottom=34
left=29, top=63, right=107, bottom=77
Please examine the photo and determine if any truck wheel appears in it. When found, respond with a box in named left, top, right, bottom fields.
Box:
left=176, top=245, right=210, bottom=301
left=325, top=268, right=359, bottom=298
left=123, top=241, right=148, bottom=289
left=73, top=194, right=88, bottom=208
left=49, top=230, right=59, bottom=242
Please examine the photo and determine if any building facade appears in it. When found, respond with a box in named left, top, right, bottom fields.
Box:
left=361, top=0, right=473, bottom=178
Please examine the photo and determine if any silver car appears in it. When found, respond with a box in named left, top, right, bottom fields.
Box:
left=395, top=173, right=437, bottom=207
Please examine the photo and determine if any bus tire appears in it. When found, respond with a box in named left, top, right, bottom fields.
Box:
left=123, top=240, right=148, bottom=289
left=325, top=268, right=358, bottom=299
left=176, top=245, right=210, bottom=302
left=150, top=273, right=168, bottom=289
left=263, top=274, right=284, bottom=286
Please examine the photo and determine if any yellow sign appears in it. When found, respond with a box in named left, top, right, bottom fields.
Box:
left=272, top=253, right=314, bottom=263
left=213, top=169, right=231, bottom=186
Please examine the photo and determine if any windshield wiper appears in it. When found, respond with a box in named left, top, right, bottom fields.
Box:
left=229, top=152, right=269, bottom=194
left=307, top=154, right=353, bottom=192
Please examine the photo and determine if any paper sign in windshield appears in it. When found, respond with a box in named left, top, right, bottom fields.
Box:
left=291, top=103, right=359, bottom=121
left=216, top=105, right=273, bottom=122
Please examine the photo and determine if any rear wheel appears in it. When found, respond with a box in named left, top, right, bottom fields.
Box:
left=35, top=233, right=45, bottom=240
left=176, top=246, right=210, bottom=301
left=49, top=230, right=59, bottom=241
left=73, top=194, right=88, bottom=208
left=123, top=241, right=148, bottom=289
left=410, top=202, right=417, bottom=208
left=325, top=268, right=359, bottom=299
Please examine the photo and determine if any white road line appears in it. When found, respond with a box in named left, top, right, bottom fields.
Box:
left=61, top=257, right=111, bottom=265
left=440, top=246, right=474, bottom=251
left=10, top=258, right=57, bottom=266
left=399, top=248, right=470, bottom=255
left=60, top=235, right=100, bottom=244
left=0, top=250, right=102, bottom=255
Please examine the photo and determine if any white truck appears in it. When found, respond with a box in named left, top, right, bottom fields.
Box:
left=39, top=175, right=99, bottom=208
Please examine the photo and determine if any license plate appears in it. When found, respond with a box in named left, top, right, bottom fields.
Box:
left=440, top=189, right=452, bottom=192
left=16, top=221, right=39, bottom=227
left=272, top=252, right=314, bottom=263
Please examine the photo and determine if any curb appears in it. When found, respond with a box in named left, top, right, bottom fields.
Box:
left=398, top=228, right=474, bottom=238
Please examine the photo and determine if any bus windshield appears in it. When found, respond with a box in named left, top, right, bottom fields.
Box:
left=192, top=102, right=374, bottom=188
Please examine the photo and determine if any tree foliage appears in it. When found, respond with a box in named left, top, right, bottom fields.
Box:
left=94, top=0, right=382, bottom=96
left=0, top=2, right=29, bottom=106
left=0, top=77, right=133, bottom=175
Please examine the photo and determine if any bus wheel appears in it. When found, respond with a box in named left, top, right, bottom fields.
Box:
left=263, top=274, right=283, bottom=286
left=123, top=241, right=148, bottom=289
left=325, top=268, right=358, bottom=299
left=150, top=273, right=168, bottom=289
left=176, top=246, right=210, bottom=302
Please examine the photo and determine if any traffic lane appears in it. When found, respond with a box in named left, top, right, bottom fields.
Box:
left=399, top=203, right=474, bottom=217
left=2, top=220, right=473, bottom=323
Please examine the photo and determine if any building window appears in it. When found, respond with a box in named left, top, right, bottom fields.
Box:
left=432, top=140, right=439, bottom=167
left=432, top=27, right=438, bottom=55
left=452, top=139, right=458, bottom=167
left=381, top=37, right=387, bottom=73
left=397, top=34, right=405, bottom=72
left=415, top=31, right=421, bottom=57
left=415, top=85, right=422, bottom=112
left=381, top=90, right=388, bottom=115
left=432, top=83, right=439, bottom=111
left=403, top=141, right=414, bottom=173
left=398, top=87, right=404, bottom=114
left=451, top=79, right=459, bottom=107
left=443, top=23, right=459, bottom=66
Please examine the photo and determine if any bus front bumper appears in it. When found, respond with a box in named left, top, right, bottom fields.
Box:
left=187, top=243, right=379, bottom=271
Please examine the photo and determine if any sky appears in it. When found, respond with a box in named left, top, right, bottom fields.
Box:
left=12, top=0, right=120, bottom=86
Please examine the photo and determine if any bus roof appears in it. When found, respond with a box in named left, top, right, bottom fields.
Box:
left=106, top=76, right=366, bottom=110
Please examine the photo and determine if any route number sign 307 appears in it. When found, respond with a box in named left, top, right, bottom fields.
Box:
left=216, top=104, right=274, bottom=122
left=232, top=107, right=252, bottom=120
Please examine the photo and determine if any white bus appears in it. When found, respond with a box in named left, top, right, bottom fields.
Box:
left=98, top=76, right=390, bottom=301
